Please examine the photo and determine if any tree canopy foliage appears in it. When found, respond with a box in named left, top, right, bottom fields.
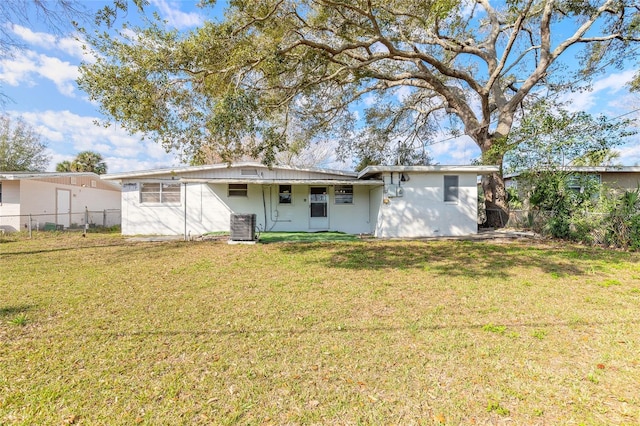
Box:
left=504, top=101, right=634, bottom=174
left=78, top=0, right=640, bottom=225
left=0, top=114, right=49, bottom=171
left=56, top=150, right=107, bottom=174
left=504, top=101, right=634, bottom=239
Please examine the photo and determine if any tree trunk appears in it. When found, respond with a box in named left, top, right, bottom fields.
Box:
left=482, top=171, right=509, bottom=228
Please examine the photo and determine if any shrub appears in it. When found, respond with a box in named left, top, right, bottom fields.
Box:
left=604, top=188, right=640, bottom=249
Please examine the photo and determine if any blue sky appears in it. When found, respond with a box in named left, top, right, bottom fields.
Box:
left=1, top=0, right=638, bottom=173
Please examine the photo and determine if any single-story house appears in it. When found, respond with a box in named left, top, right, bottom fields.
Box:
left=0, top=172, right=122, bottom=233
left=504, top=166, right=640, bottom=193
left=101, top=162, right=498, bottom=238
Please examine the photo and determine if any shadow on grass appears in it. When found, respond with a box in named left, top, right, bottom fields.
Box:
left=259, top=231, right=359, bottom=244
left=1, top=240, right=132, bottom=257
left=95, top=317, right=640, bottom=339
left=279, top=240, right=638, bottom=279
left=1, top=236, right=193, bottom=257
left=0, top=304, right=36, bottom=318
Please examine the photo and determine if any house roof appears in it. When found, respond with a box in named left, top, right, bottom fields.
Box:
left=102, top=162, right=500, bottom=182
left=101, top=162, right=357, bottom=180
left=358, top=165, right=500, bottom=179
left=0, top=171, right=101, bottom=180
left=504, top=166, right=640, bottom=179
left=180, top=178, right=381, bottom=185
left=0, top=172, right=121, bottom=190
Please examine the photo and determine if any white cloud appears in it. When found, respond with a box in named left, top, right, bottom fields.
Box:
left=37, top=55, right=78, bottom=96
left=560, top=70, right=636, bottom=113
left=12, top=110, right=178, bottom=173
left=0, top=50, right=39, bottom=86
left=47, top=150, right=72, bottom=169
left=593, top=70, right=635, bottom=92
left=11, top=24, right=89, bottom=61
left=428, top=134, right=479, bottom=165
left=395, top=86, right=412, bottom=102
left=362, top=94, right=377, bottom=107
left=0, top=49, right=78, bottom=96
left=11, top=24, right=57, bottom=48
left=616, top=143, right=640, bottom=166
left=104, top=156, right=175, bottom=173
left=150, top=0, right=204, bottom=29
left=369, top=42, right=389, bottom=54
left=460, top=0, right=480, bottom=19
left=58, top=35, right=91, bottom=61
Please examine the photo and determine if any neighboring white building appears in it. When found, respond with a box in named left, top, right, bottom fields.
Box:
left=0, top=172, right=122, bottom=233
left=101, top=162, right=498, bottom=238
left=504, top=166, right=640, bottom=193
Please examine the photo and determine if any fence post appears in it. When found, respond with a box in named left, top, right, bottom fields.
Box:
left=103, top=210, right=107, bottom=227
left=83, top=207, right=89, bottom=236
left=28, top=214, right=32, bottom=238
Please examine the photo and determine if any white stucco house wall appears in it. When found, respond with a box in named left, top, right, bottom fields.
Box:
left=0, top=172, right=122, bottom=233
left=101, top=162, right=498, bottom=238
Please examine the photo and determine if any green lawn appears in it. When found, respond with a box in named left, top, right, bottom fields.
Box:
left=258, top=231, right=359, bottom=243
left=1, top=232, right=639, bottom=424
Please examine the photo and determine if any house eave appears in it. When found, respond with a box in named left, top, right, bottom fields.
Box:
left=180, top=178, right=383, bottom=186
left=358, top=165, right=500, bottom=179
left=0, top=172, right=101, bottom=180
left=0, top=172, right=121, bottom=190
left=101, top=162, right=357, bottom=181
left=505, top=166, right=640, bottom=180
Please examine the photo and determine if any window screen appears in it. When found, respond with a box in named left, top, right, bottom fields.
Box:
left=228, top=184, right=248, bottom=197
left=140, top=182, right=181, bottom=203
left=444, top=175, right=459, bottom=202
left=279, top=185, right=292, bottom=204
left=334, top=185, right=353, bottom=204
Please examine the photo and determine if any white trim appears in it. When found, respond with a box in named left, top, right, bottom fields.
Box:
left=182, top=178, right=382, bottom=185
left=0, top=172, right=120, bottom=190
left=358, top=165, right=499, bottom=179
left=101, top=162, right=358, bottom=180
left=504, top=166, right=640, bottom=179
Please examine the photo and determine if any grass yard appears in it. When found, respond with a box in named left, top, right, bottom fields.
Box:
left=1, top=232, right=639, bottom=425
left=258, top=232, right=359, bottom=243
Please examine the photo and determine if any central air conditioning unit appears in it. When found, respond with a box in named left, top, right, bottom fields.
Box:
left=230, top=213, right=256, bottom=241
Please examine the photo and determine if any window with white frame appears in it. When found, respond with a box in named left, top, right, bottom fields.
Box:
left=279, top=185, right=292, bottom=204
left=228, top=183, right=248, bottom=197
left=444, top=176, right=459, bottom=203
left=568, top=174, right=601, bottom=193
left=334, top=185, right=354, bottom=204
left=140, top=182, right=181, bottom=203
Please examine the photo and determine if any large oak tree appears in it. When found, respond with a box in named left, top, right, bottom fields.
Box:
left=78, top=0, right=640, bottom=226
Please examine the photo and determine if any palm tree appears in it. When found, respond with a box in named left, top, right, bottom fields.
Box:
left=73, top=151, right=107, bottom=174
left=55, top=160, right=73, bottom=172
left=56, top=151, right=107, bottom=174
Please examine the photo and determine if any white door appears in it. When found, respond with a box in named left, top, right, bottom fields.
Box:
left=56, top=189, right=71, bottom=228
left=309, top=187, right=329, bottom=229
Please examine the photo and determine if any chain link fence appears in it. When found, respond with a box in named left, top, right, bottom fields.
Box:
left=485, top=208, right=609, bottom=245
left=0, top=209, right=121, bottom=234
